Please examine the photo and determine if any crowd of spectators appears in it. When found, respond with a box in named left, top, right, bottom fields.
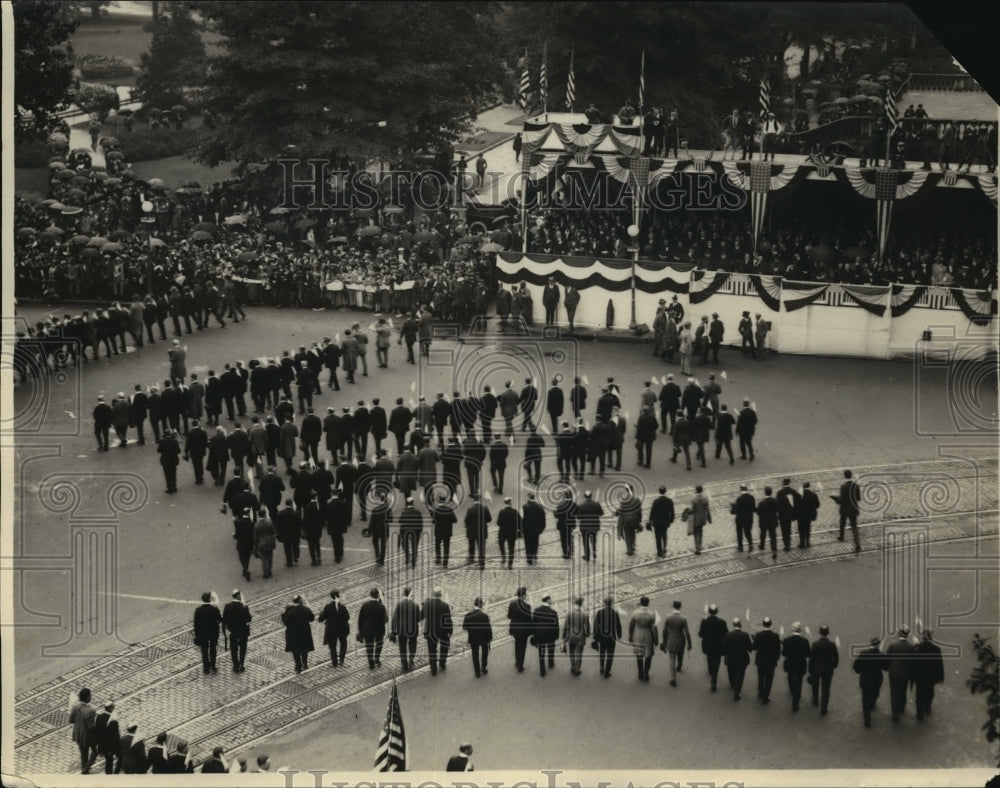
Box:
left=525, top=208, right=997, bottom=290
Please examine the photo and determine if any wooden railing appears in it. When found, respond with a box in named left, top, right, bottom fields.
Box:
left=905, top=73, right=985, bottom=93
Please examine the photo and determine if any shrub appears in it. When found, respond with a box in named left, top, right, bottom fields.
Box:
left=117, top=126, right=205, bottom=162
left=73, top=82, right=120, bottom=122
left=77, top=54, right=136, bottom=80
left=14, top=138, right=57, bottom=169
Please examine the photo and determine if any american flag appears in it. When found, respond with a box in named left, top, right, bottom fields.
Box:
left=759, top=77, right=770, bottom=119
left=374, top=680, right=408, bottom=771
left=885, top=87, right=898, bottom=133
left=519, top=50, right=529, bottom=112
left=639, top=50, right=646, bottom=110
left=540, top=46, right=548, bottom=111
left=566, top=49, right=575, bottom=110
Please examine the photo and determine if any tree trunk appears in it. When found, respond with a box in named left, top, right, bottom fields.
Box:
left=800, top=41, right=811, bottom=81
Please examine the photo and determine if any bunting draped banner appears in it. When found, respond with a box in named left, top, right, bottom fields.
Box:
left=748, top=273, right=783, bottom=312
left=841, top=284, right=891, bottom=317
left=688, top=269, right=732, bottom=304
left=721, top=161, right=796, bottom=256
left=546, top=123, right=643, bottom=158
left=950, top=288, right=998, bottom=325
left=890, top=284, right=927, bottom=317
left=782, top=280, right=829, bottom=312
left=842, top=167, right=930, bottom=260
left=497, top=252, right=692, bottom=294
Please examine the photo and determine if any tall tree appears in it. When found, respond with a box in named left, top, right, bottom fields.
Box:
left=192, top=1, right=501, bottom=168
left=12, top=0, right=79, bottom=139
left=135, top=0, right=206, bottom=110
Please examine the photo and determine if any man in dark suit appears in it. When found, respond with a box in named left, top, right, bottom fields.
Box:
left=798, top=481, right=820, bottom=548
left=853, top=635, right=886, bottom=727
left=496, top=497, right=521, bottom=569
left=885, top=626, right=915, bottom=721
left=669, top=412, right=692, bottom=471
left=542, top=277, right=561, bottom=326
left=521, top=492, right=546, bottom=564
left=776, top=478, right=802, bottom=552
left=731, top=484, right=756, bottom=552
left=318, top=589, right=351, bottom=667
left=735, top=398, right=757, bottom=461
left=809, top=624, right=840, bottom=715
left=146, top=732, right=168, bottom=774
left=157, top=429, right=182, bottom=493
left=507, top=587, right=533, bottom=673
left=463, top=597, right=493, bottom=677
left=222, top=589, right=252, bottom=672
left=721, top=617, right=754, bottom=700
left=576, top=490, right=604, bottom=561
left=389, top=397, right=413, bottom=454
left=390, top=587, right=421, bottom=671
left=782, top=621, right=811, bottom=711
left=533, top=594, right=560, bottom=677
left=183, top=419, right=208, bottom=485
left=357, top=588, right=388, bottom=669
left=569, top=377, right=587, bottom=420
left=753, top=617, right=782, bottom=703
left=207, top=426, right=229, bottom=486
left=838, top=469, right=862, bottom=553
left=446, top=743, right=474, bottom=772
left=518, top=377, right=538, bottom=432
left=659, top=375, right=681, bottom=433
left=281, top=594, right=315, bottom=673
left=93, top=701, right=121, bottom=774
left=130, top=385, right=149, bottom=445
left=648, top=486, right=674, bottom=558
left=714, top=403, right=735, bottom=464
left=201, top=747, right=228, bottom=773
left=118, top=724, right=146, bottom=774
left=913, top=629, right=944, bottom=721
left=545, top=378, right=564, bottom=435
left=756, top=486, right=779, bottom=559
left=464, top=494, right=492, bottom=569
left=226, top=421, right=250, bottom=473
left=93, top=395, right=112, bottom=451
left=422, top=588, right=453, bottom=675
left=193, top=592, right=222, bottom=674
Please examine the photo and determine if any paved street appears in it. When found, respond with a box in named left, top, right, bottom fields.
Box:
left=9, top=303, right=999, bottom=775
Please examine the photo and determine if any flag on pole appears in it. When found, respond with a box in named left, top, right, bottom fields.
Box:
left=885, top=87, right=898, bottom=134
left=540, top=44, right=548, bottom=112
left=759, top=77, right=770, bottom=119
left=639, top=50, right=646, bottom=110
left=519, top=50, right=530, bottom=112
left=566, top=48, right=576, bottom=110
left=374, top=680, right=408, bottom=771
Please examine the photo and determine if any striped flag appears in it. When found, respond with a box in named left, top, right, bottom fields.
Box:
left=566, top=49, right=575, bottom=110
left=639, top=50, right=646, bottom=110
left=540, top=45, right=548, bottom=111
left=519, top=50, right=529, bottom=111
left=885, top=87, right=898, bottom=133
left=374, top=680, right=408, bottom=771
left=759, top=77, right=770, bottom=119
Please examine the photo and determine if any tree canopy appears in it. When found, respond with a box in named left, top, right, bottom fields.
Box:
left=12, top=0, right=79, bottom=138
left=135, top=1, right=207, bottom=111
left=193, top=0, right=501, bottom=168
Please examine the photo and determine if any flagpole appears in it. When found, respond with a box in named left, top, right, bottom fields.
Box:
left=639, top=50, right=645, bottom=110
left=542, top=42, right=548, bottom=115
left=566, top=48, right=575, bottom=112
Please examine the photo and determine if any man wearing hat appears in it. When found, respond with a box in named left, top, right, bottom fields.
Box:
left=838, top=469, right=862, bottom=553
left=93, top=394, right=113, bottom=452
left=667, top=293, right=684, bottom=324
left=698, top=604, right=728, bottom=691
left=677, top=321, right=694, bottom=375
left=576, top=490, right=604, bottom=562
left=721, top=618, right=753, bottom=700
left=533, top=594, right=560, bottom=677
left=193, top=591, right=222, bottom=674
left=318, top=589, right=351, bottom=668
left=422, top=588, right=453, bottom=675
left=389, top=587, right=421, bottom=672
left=776, top=478, right=802, bottom=552
left=357, top=588, right=388, bottom=669
left=753, top=617, right=782, bottom=703
left=399, top=497, right=424, bottom=570
left=661, top=600, right=692, bottom=686
left=853, top=635, right=887, bottom=727
left=496, top=497, right=522, bottom=569
left=542, top=277, right=561, bottom=326
left=223, top=589, right=252, bottom=673
left=738, top=311, right=754, bottom=356
left=808, top=624, right=840, bottom=715
left=912, top=629, right=944, bottom=720
left=735, top=399, right=757, bottom=462
left=781, top=621, right=811, bottom=711
left=93, top=700, right=121, bottom=774
left=201, top=746, right=228, bottom=773
left=708, top=312, right=725, bottom=364
left=281, top=594, right=315, bottom=673
left=798, top=481, right=820, bottom=548
left=761, top=111, right=781, bottom=162
left=659, top=374, right=681, bottom=433
left=158, top=428, right=182, bottom=493
left=463, top=597, right=493, bottom=678
left=885, top=626, right=915, bottom=721
left=446, top=743, right=474, bottom=772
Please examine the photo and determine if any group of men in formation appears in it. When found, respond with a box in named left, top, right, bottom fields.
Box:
left=652, top=296, right=771, bottom=373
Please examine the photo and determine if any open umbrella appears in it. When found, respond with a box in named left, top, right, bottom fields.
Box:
left=47, top=202, right=66, bottom=212
left=237, top=251, right=259, bottom=262
left=171, top=104, right=187, bottom=115
left=87, top=236, right=109, bottom=247
left=121, top=169, right=138, bottom=180
left=56, top=169, right=77, bottom=181
left=61, top=206, right=84, bottom=216
left=850, top=94, right=868, bottom=103
left=827, top=140, right=855, bottom=157
left=480, top=242, right=504, bottom=253
left=413, top=230, right=440, bottom=244
left=353, top=207, right=377, bottom=218
left=223, top=214, right=247, bottom=225
left=183, top=180, right=200, bottom=189
left=491, top=215, right=509, bottom=226
left=37, top=231, right=60, bottom=244
left=190, top=231, right=214, bottom=243
left=193, top=222, right=217, bottom=234
left=104, top=177, right=123, bottom=186
left=383, top=205, right=405, bottom=215
left=357, top=225, right=382, bottom=237
left=48, top=131, right=68, bottom=143
left=81, top=246, right=100, bottom=258
left=43, top=225, right=64, bottom=235
left=295, top=218, right=316, bottom=229
left=70, top=234, right=90, bottom=245
left=264, top=221, right=286, bottom=234
left=149, top=180, right=169, bottom=191
left=866, top=95, right=883, bottom=105
left=93, top=172, right=109, bottom=182
left=833, top=97, right=850, bottom=105
left=106, top=150, right=125, bottom=161
left=49, top=161, right=67, bottom=171
left=63, top=188, right=87, bottom=204
left=300, top=238, right=318, bottom=250
left=149, top=237, right=167, bottom=248
left=17, top=227, right=38, bottom=239
left=117, top=108, right=133, bottom=117
left=109, top=229, right=133, bottom=241
left=269, top=206, right=290, bottom=215
left=100, top=137, right=119, bottom=149
left=70, top=147, right=90, bottom=157
left=71, top=175, right=90, bottom=187
left=101, top=241, right=124, bottom=253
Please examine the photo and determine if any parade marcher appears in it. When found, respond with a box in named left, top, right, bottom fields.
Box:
left=708, top=312, right=724, bottom=364
left=615, top=485, right=643, bottom=556
left=670, top=411, right=692, bottom=471
left=661, top=600, right=693, bottom=687
left=464, top=494, right=491, bottom=569
left=165, top=740, right=194, bottom=774
left=546, top=377, right=564, bottom=435
left=193, top=591, right=222, bottom=674
left=628, top=596, right=659, bottom=682
left=130, top=384, right=149, bottom=445
left=318, top=589, right=351, bottom=668
left=422, top=588, right=453, bottom=676
left=201, top=747, right=228, bottom=774
left=463, top=597, right=493, bottom=678
left=593, top=596, right=622, bottom=678
left=70, top=688, right=98, bottom=773
left=119, top=724, right=146, bottom=774
left=184, top=419, right=208, bottom=485
left=222, top=589, right=252, bottom=673
left=325, top=490, right=350, bottom=564
left=498, top=381, right=519, bottom=436
left=533, top=594, right=560, bottom=677
left=738, top=311, right=755, bottom=356
left=721, top=617, right=753, bottom=701
left=809, top=624, right=840, bottom=715
left=254, top=513, right=277, bottom=578
left=853, top=635, right=887, bottom=727
left=753, top=617, right=782, bottom=703
left=776, top=477, right=802, bottom=552
left=698, top=604, right=728, bottom=692
left=524, top=426, right=544, bottom=485
left=507, top=587, right=533, bottom=673
left=357, top=588, right=388, bottom=669
left=520, top=491, right=546, bottom=564
left=542, top=277, right=561, bottom=326
left=913, top=629, right=944, bottom=721
left=756, top=486, right=779, bottom=559
left=398, top=496, right=424, bottom=570
left=233, top=508, right=255, bottom=581
left=496, top=496, right=522, bottom=569
left=111, top=392, right=132, bottom=448
left=636, top=405, right=658, bottom=468
left=563, top=596, right=590, bottom=676
left=275, top=499, right=301, bottom=567
left=301, top=493, right=325, bottom=566
left=730, top=483, right=755, bottom=552
left=390, top=587, right=422, bottom=672
left=157, top=429, right=182, bottom=494
left=885, top=626, right=916, bottom=722
left=93, top=395, right=112, bottom=452
left=735, top=398, right=757, bottom=461
left=93, top=700, right=121, bottom=774
left=780, top=620, right=812, bottom=713
left=798, top=481, right=820, bottom=548
left=146, top=732, right=169, bottom=774
left=489, top=435, right=509, bottom=494
left=279, top=595, right=315, bottom=676
left=686, top=485, right=712, bottom=555
left=692, top=406, right=713, bottom=468
left=837, top=469, right=863, bottom=553
left=576, top=490, right=604, bottom=562
left=207, top=426, right=229, bottom=486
